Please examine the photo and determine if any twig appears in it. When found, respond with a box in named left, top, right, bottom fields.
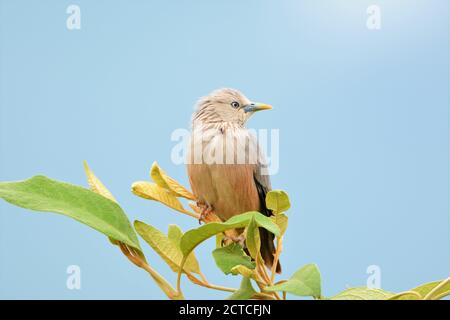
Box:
left=255, top=256, right=281, bottom=300
left=119, top=243, right=182, bottom=300
left=198, top=271, right=209, bottom=284
left=192, top=277, right=275, bottom=300
left=179, top=265, right=275, bottom=300
left=270, top=236, right=283, bottom=283
left=259, top=259, right=272, bottom=284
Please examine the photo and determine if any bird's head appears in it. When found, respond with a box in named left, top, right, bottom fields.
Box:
left=192, top=88, right=272, bottom=126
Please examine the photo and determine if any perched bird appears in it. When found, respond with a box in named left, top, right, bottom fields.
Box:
left=187, top=88, right=280, bottom=273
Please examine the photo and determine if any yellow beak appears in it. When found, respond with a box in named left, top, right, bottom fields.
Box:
left=243, top=102, right=273, bottom=113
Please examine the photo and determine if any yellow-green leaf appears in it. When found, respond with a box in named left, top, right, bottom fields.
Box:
left=230, top=265, right=257, bottom=278
left=330, top=287, right=394, bottom=300
left=413, top=278, right=450, bottom=300
left=0, top=175, right=142, bottom=252
left=266, top=190, right=290, bottom=214
left=167, top=224, right=201, bottom=275
left=246, top=216, right=261, bottom=260
left=266, top=264, right=321, bottom=298
left=83, top=161, right=117, bottom=203
left=215, top=233, right=224, bottom=248
left=179, top=211, right=280, bottom=257
left=226, top=277, right=256, bottom=300
left=132, top=181, right=197, bottom=218
left=84, top=161, right=120, bottom=246
left=390, top=278, right=450, bottom=300
left=271, top=214, right=288, bottom=236
left=150, top=162, right=195, bottom=200
left=212, top=243, right=255, bottom=275
left=135, top=221, right=198, bottom=275
left=388, top=291, right=422, bottom=300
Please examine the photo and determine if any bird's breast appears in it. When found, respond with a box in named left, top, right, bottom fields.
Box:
left=187, top=163, right=260, bottom=221
left=187, top=125, right=262, bottom=221
left=187, top=125, right=261, bottom=166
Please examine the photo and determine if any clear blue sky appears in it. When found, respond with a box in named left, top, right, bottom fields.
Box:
left=0, top=0, right=449, bottom=299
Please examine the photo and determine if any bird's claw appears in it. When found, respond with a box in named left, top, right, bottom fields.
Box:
left=197, top=202, right=213, bottom=224
left=221, top=233, right=246, bottom=247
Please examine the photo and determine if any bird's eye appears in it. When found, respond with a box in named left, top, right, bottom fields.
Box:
left=231, top=101, right=240, bottom=109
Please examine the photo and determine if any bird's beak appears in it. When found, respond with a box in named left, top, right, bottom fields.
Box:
left=243, top=102, right=273, bottom=113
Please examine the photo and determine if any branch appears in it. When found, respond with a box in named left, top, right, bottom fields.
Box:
left=271, top=236, right=283, bottom=283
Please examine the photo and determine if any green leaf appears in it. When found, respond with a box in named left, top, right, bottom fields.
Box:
left=266, top=264, right=321, bottom=298
left=0, top=175, right=141, bottom=251
left=388, top=291, right=422, bottom=300
left=266, top=190, right=290, bottom=214
left=132, top=181, right=194, bottom=217
left=215, top=233, right=224, bottom=248
left=330, top=287, right=394, bottom=300
left=83, top=161, right=119, bottom=246
left=167, top=224, right=201, bottom=275
left=150, top=162, right=195, bottom=200
left=245, top=216, right=261, bottom=260
left=84, top=161, right=117, bottom=203
left=271, top=214, right=288, bottom=236
left=135, top=221, right=199, bottom=274
left=411, top=278, right=450, bottom=300
left=226, top=277, right=256, bottom=300
left=180, top=211, right=280, bottom=257
left=212, top=243, right=255, bottom=275
left=230, top=265, right=256, bottom=278
left=167, top=224, right=184, bottom=243
left=389, top=278, right=450, bottom=300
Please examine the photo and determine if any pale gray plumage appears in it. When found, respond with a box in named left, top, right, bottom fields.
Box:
left=187, top=88, right=280, bottom=273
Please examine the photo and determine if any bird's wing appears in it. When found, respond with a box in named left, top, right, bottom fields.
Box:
left=252, top=136, right=272, bottom=217
left=253, top=164, right=272, bottom=217
left=253, top=153, right=281, bottom=273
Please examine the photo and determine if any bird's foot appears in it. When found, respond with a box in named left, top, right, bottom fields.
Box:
left=197, top=202, right=214, bottom=224
left=221, top=233, right=246, bottom=247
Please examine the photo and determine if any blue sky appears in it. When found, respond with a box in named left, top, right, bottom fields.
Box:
left=0, top=0, right=449, bottom=299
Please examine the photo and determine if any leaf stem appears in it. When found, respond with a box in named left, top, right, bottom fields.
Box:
left=192, top=277, right=274, bottom=300
left=180, top=266, right=275, bottom=300
left=119, top=243, right=183, bottom=300
left=270, top=236, right=283, bottom=283
left=259, top=258, right=272, bottom=284
left=198, top=271, right=209, bottom=284
left=255, top=256, right=281, bottom=300
left=176, top=257, right=186, bottom=295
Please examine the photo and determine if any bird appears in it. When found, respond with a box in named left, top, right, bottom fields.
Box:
left=187, top=88, right=281, bottom=273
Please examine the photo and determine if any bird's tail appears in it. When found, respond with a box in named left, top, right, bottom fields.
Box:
left=259, top=227, right=281, bottom=274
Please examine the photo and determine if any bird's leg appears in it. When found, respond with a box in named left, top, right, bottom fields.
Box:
left=197, top=201, right=214, bottom=224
